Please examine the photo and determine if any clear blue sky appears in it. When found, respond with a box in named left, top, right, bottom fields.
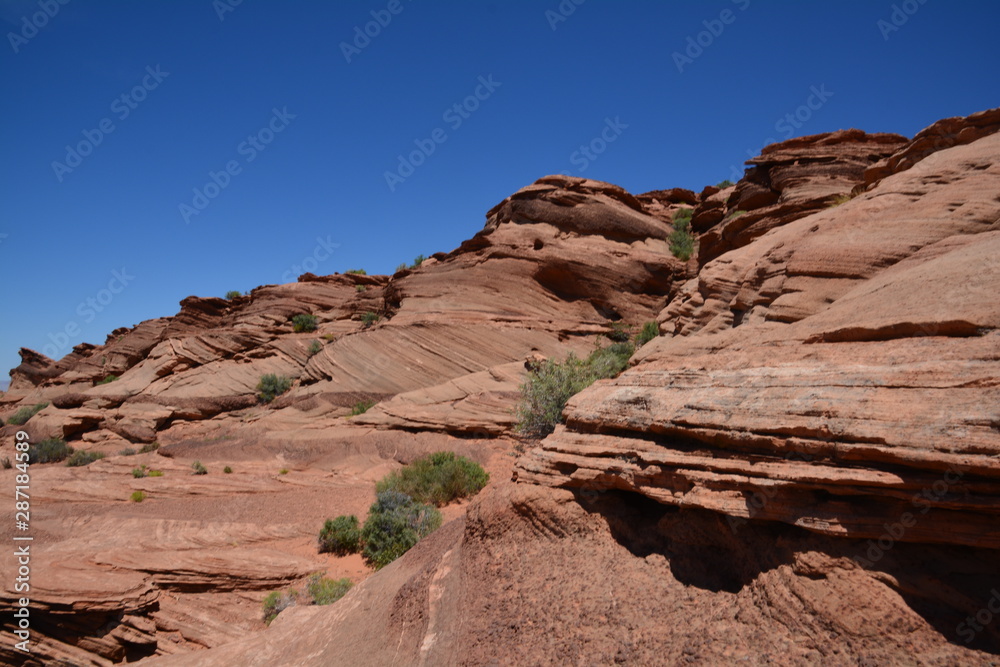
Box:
left=2, top=0, right=998, bottom=381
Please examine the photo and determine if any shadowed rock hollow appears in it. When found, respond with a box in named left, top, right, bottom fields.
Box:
left=2, top=109, right=999, bottom=666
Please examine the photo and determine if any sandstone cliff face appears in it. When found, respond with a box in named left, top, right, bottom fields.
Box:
left=2, top=111, right=999, bottom=666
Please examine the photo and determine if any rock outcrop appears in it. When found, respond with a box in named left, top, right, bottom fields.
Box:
left=3, top=109, right=999, bottom=666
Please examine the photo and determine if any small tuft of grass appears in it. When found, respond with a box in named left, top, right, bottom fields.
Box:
left=345, top=268, right=366, bottom=275
left=28, top=438, right=73, bottom=464
left=279, top=468, right=289, bottom=475
left=7, top=402, right=48, bottom=426
left=132, top=466, right=148, bottom=478
left=307, top=340, right=323, bottom=357
left=148, top=470, right=164, bottom=477
left=97, top=375, right=119, bottom=385
left=715, top=179, right=735, bottom=188
left=635, top=321, right=660, bottom=347
left=360, top=311, right=380, bottom=328
left=262, top=590, right=298, bottom=625
left=307, top=574, right=353, bottom=606
left=349, top=400, right=376, bottom=416
left=395, top=263, right=408, bottom=273
left=131, top=490, right=147, bottom=503
left=410, top=254, right=427, bottom=269
left=67, top=450, right=104, bottom=467
left=225, top=290, right=243, bottom=300
left=355, top=284, right=367, bottom=292
left=138, top=442, right=160, bottom=454
left=192, top=461, right=208, bottom=475
left=118, top=447, right=137, bottom=456
left=223, top=466, right=233, bottom=474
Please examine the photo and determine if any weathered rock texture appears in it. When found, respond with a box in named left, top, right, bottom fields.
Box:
left=3, top=109, right=999, bottom=666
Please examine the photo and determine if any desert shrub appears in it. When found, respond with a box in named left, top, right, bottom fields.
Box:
left=292, top=313, right=318, bottom=333
left=279, top=468, right=289, bottom=475
left=132, top=466, right=148, bottom=478
left=257, top=374, right=293, bottom=403
left=130, top=490, right=146, bottom=503
left=1, top=457, right=12, bottom=469
left=669, top=209, right=696, bottom=261
left=516, top=343, right=635, bottom=438
left=67, top=450, right=104, bottom=467
left=262, top=589, right=298, bottom=625
left=395, top=263, right=408, bottom=273
left=725, top=209, right=747, bottom=220
left=606, top=321, right=632, bottom=342
left=97, top=375, right=118, bottom=385
left=716, top=179, right=735, bottom=188
left=361, top=490, right=442, bottom=569
left=410, top=254, right=426, bottom=269
left=306, top=574, right=353, bottom=606
left=118, top=447, right=137, bottom=456
left=307, top=340, right=323, bottom=357
left=318, top=515, right=362, bottom=555
left=225, top=290, right=242, bottom=300
left=223, top=465, right=233, bottom=474
left=355, top=284, right=367, bottom=292
left=192, top=460, right=208, bottom=475
left=148, top=470, right=163, bottom=477
left=322, top=333, right=336, bottom=341
left=827, top=192, right=857, bottom=208
left=375, top=451, right=489, bottom=507
left=139, top=442, right=160, bottom=454
left=7, top=402, right=48, bottom=425
left=349, top=400, right=376, bottom=416
left=28, top=438, right=73, bottom=464
left=635, top=321, right=660, bottom=347
left=346, top=268, right=367, bottom=275
left=360, top=311, right=379, bottom=328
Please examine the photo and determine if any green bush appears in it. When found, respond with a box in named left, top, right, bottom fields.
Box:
left=375, top=451, right=489, bottom=507
left=97, top=375, right=118, bottom=384
left=355, top=284, right=367, bottom=292
left=262, top=589, right=298, bottom=625
left=395, top=263, right=408, bottom=273
left=192, top=460, right=208, bottom=475
left=66, top=450, right=104, bottom=467
left=225, top=290, right=243, bottom=300
left=7, top=402, right=48, bottom=425
left=306, top=574, right=353, bottom=606
left=307, top=340, right=323, bottom=357
left=410, top=254, right=427, bottom=269
left=257, top=374, right=293, bottom=403
left=132, top=466, right=148, bottom=478
left=606, top=321, right=632, bottom=342
left=669, top=208, right=696, bottom=261
left=148, top=470, right=164, bottom=477
left=223, top=466, right=233, bottom=474
left=130, top=490, right=146, bottom=503
left=279, top=468, right=289, bottom=475
left=361, top=490, right=442, bottom=570
left=346, top=268, right=367, bottom=275
left=349, top=400, right=376, bottom=416
left=635, top=321, right=659, bottom=347
left=139, top=442, right=160, bottom=454
left=360, top=311, right=379, bottom=328
left=318, top=515, right=362, bottom=555
left=715, top=179, right=735, bottom=188
left=28, top=438, right=73, bottom=464
left=292, top=313, right=318, bottom=333
left=119, top=447, right=137, bottom=456
left=515, top=343, right=634, bottom=438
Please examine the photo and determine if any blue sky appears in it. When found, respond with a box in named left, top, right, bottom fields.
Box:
left=2, top=0, right=998, bottom=381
